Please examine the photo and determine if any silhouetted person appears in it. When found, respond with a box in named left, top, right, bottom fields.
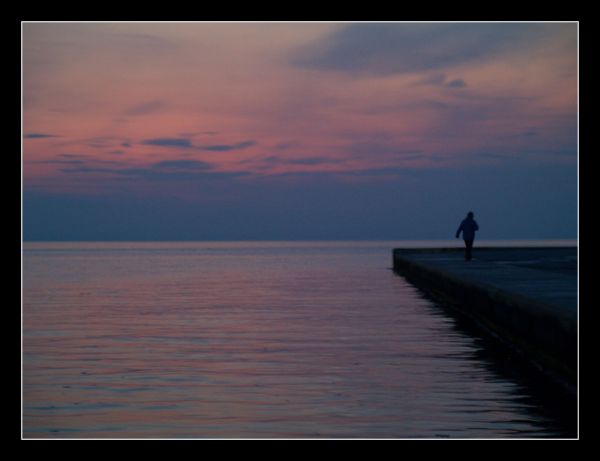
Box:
left=455, top=211, right=479, bottom=261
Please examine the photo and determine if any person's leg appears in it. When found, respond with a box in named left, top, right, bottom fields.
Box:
left=464, top=239, right=473, bottom=260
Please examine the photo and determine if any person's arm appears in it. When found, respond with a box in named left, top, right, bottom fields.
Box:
left=455, top=222, right=463, bottom=239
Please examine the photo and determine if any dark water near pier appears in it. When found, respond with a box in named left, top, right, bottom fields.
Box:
left=22, top=241, right=575, bottom=438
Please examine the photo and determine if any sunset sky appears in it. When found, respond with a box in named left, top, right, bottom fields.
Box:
left=22, top=22, right=578, bottom=240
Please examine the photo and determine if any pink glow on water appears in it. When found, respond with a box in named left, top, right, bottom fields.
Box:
left=23, top=242, right=568, bottom=438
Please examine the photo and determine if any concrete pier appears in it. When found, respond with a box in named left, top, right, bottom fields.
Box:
left=392, top=246, right=577, bottom=395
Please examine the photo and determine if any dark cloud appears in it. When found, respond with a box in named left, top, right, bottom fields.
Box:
left=35, top=158, right=87, bottom=166
left=83, top=136, right=133, bottom=150
left=27, top=153, right=94, bottom=165
left=347, top=141, right=424, bottom=160
left=142, top=138, right=194, bottom=148
left=59, top=158, right=244, bottom=181
left=200, top=140, right=256, bottom=152
left=418, top=73, right=447, bottom=86
left=124, top=100, right=166, bottom=116
left=293, top=23, right=561, bottom=76
left=24, top=133, right=59, bottom=139
left=59, top=153, right=89, bottom=159
left=417, top=73, right=467, bottom=89
left=446, top=78, right=467, bottom=89
left=153, top=159, right=211, bottom=170
left=141, top=138, right=256, bottom=152
left=261, top=155, right=332, bottom=166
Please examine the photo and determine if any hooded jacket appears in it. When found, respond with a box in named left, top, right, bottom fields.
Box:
left=456, top=216, right=479, bottom=241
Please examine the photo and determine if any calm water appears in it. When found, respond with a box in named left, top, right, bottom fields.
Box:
left=22, top=241, right=574, bottom=438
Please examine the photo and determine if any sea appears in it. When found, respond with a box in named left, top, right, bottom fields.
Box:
left=22, top=240, right=577, bottom=438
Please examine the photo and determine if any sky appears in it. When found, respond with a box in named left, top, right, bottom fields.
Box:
left=22, top=22, right=578, bottom=241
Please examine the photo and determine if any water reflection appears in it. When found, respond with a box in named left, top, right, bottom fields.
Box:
left=23, top=242, right=575, bottom=438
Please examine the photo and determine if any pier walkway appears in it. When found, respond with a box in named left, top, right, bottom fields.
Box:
left=392, top=247, right=577, bottom=395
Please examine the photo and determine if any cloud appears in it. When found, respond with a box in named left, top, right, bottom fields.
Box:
left=417, top=73, right=467, bottom=89
left=24, top=133, right=59, bottom=139
left=141, top=138, right=256, bottom=152
left=153, top=160, right=211, bottom=170
left=418, top=73, right=447, bottom=86
left=59, top=153, right=88, bottom=159
left=142, top=138, right=194, bottom=148
left=124, top=100, right=166, bottom=116
left=293, top=23, right=561, bottom=76
left=200, top=140, right=256, bottom=152
left=35, top=158, right=87, bottom=166
left=347, top=141, right=424, bottom=159
left=261, top=155, right=332, bottom=166
left=59, top=158, right=245, bottom=181
left=446, top=78, right=467, bottom=89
